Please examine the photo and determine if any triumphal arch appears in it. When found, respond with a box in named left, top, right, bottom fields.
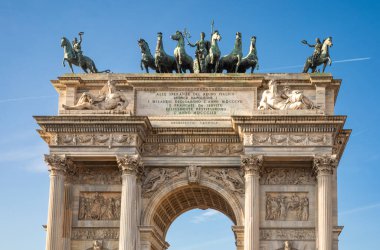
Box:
left=36, top=73, right=350, bottom=250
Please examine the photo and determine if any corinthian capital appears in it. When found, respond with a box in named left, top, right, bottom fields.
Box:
left=313, top=154, right=338, bottom=176
left=241, top=154, right=264, bottom=176
left=117, top=154, right=144, bottom=175
left=44, top=154, right=70, bottom=175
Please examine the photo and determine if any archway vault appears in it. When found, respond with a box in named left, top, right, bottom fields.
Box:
left=142, top=179, right=244, bottom=238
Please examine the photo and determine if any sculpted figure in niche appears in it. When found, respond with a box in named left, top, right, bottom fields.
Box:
left=62, top=80, right=129, bottom=111
left=258, top=80, right=317, bottom=110
left=86, top=240, right=110, bottom=250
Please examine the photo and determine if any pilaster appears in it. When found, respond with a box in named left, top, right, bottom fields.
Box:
left=117, top=154, right=144, bottom=250
left=44, top=154, right=71, bottom=250
left=241, top=154, right=263, bottom=250
left=313, top=154, right=338, bottom=250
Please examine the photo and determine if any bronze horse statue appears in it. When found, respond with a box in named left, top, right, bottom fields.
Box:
left=204, top=30, right=222, bottom=73
left=138, top=38, right=157, bottom=73
left=60, top=37, right=109, bottom=73
left=218, top=32, right=243, bottom=73
left=302, top=37, right=333, bottom=73
left=238, top=36, right=259, bottom=73
left=154, top=32, right=178, bottom=73
left=171, top=31, right=193, bottom=73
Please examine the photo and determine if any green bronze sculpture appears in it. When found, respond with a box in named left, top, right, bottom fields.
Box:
left=204, top=30, right=222, bottom=73
left=154, top=32, right=178, bottom=73
left=187, top=32, right=211, bottom=73
left=218, top=32, right=243, bottom=73
left=302, top=37, right=333, bottom=73
left=138, top=38, right=157, bottom=73
left=171, top=31, right=194, bottom=73
left=237, top=36, right=259, bottom=73
left=61, top=32, right=110, bottom=73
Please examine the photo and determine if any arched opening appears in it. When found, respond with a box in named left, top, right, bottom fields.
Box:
left=166, top=208, right=235, bottom=250
left=152, top=186, right=237, bottom=237
left=141, top=182, right=244, bottom=250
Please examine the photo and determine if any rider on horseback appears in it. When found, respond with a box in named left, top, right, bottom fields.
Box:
left=72, top=32, right=84, bottom=67
left=302, top=38, right=322, bottom=67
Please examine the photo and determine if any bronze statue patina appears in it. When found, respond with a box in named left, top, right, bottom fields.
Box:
left=171, top=31, right=194, bottom=73
left=154, top=32, right=178, bottom=73
left=204, top=30, right=222, bottom=73
left=218, top=32, right=243, bottom=73
left=138, top=38, right=157, bottom=73
left=61, top=32, right=110, bottom=73
left=238, top=36, right=259, bottom=73
left=302, top=37, right=333, bottom=73
left=187, top=32, right=211, bottom=73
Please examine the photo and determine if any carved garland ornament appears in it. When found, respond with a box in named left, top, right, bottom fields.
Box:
left=71, top=228, right=119, bottom=240
left=116, top=154, right=144, bottom=175
left=245, top=133, right=332, bottom=146
left=313, top=154, right=338, bottom=176
left=241, top=154, right=264, bottom=176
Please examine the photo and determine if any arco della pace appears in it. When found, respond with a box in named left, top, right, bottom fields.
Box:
left=36, top=73, right=350, bottom=250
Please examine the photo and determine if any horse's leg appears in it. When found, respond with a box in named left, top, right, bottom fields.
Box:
left=322, top=62, right=327, bottom=73
left=302, top=60, right=310, bottom=73
left=235, top=56, right=241, bottom=73
left=69, top=62, right=74, bottom=73
left=145, top=65, right=149, bottom=73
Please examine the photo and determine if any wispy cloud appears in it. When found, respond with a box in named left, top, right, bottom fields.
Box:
left=0, top=95, right=55, bottom=104
left=190, top=209, right=221, bottom=224
left=261, top=57, right=371, bottom=71
left=340, top=203, right=380, bottom=216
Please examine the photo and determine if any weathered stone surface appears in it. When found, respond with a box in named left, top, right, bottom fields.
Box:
left=36, top=73, right=350, bottom=250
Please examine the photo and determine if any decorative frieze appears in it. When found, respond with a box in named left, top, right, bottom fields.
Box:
left=142, top=168, right=186, bottom=197
left=78, top=192, right=121, bottom=221
left=70, top=168, right=121, bottom=185
left=71, top=228, right=119, bottom=240
left=265, top=192, right=309, bottom=221
left=142, top=143, right=243, bottom=156
left=204, top=168, right=244, bottom=194
left=260, top=228, right=315, bottom=241
left=244, top=133, right=332, bottom=146
left=260, top=168, right=315, bottom=185
left=56, top=133, right=137, bottom=147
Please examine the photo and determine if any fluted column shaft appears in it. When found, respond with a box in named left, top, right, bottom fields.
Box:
left=117, top=155, right=143, bottom=250
left=241, top=155, right=263, bottom=250
left=314, top=154, right=337, bottom=250
left=44, top=155, right=69, bottom=250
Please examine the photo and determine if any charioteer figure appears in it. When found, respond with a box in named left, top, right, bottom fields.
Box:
left=302, top=38, right=322, bottom=67
left=187, top=32, right=211, bottom=73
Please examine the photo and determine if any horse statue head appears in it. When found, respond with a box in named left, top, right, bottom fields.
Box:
left=170, top=30, right=184, bottom=42
left=138, top=38, right=150, bottom=53
left=211, top=30, right=222, bottom=43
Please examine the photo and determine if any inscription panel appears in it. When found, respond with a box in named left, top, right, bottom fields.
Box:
left=135, top=88, right=256, bottom=116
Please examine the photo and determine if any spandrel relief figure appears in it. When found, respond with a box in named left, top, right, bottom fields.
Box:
left=258, top=80, right=318, bottom=110
left=143, top=168, right=185, bottom=195
left=62, top=80, right=129, bottom=111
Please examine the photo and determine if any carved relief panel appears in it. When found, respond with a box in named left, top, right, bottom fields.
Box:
left=78, top=192, right=121, bottom=221
left=265, top=192, right=309, bottom=221
left=260, top=168, right=316, bottom=185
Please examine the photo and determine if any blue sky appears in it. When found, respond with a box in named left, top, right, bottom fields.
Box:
left=0, top=0, right=379, bottom=249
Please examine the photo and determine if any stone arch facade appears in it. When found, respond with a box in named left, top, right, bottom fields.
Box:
left=140, top=176, right=244, bottom=250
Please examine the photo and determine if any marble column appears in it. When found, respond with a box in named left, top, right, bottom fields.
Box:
left=241, top=155, right=263, bottom=250
left=44, top=154, right=69, bottom=250
left=117, top=154, right=143, bottom=250
left=313, top=154, right=338, bottom=250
